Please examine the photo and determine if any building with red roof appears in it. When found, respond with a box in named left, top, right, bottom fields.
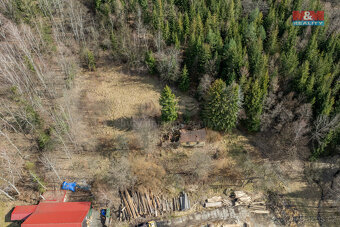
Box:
left=11, top=205, right=37, bottom=221
left=11, top=201, right=91, bottom=227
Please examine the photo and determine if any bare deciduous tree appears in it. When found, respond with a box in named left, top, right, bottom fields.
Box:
left=197, top=74, right=213, bottom=100
left=156, top=47, right=180, bottom=82
left=311, top=114, right=340, bottom=146
left=0, top=150, right=22, bottom=199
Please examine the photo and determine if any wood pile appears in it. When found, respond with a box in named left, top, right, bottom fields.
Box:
left=249, top=201, right=268, bottom=214
left=234, top=191, right=252, bottom=205
left=118, top=189, right=186, bottom=221
left=204, top=196, right=232, bottom=208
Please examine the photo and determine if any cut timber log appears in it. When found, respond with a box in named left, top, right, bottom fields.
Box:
left=250, top=210, right=270, bottom=214
left=207, top=196, right=222, bottom=203
left=146, top=193, right=154, bottom=214
left=205, top=201, right=223, bottom=208
left=121, top=193, right=132, bottom=220
left=142, top=192, right=151, bottom=214
left=234, top=191, right=252, bottom=204
left=138, top=191, right=145, bottom=215
left=125, top=190, right=138, bottom=218
left=133, top=191, right=139, bottom=213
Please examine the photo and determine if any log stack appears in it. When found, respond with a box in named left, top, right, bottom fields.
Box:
left=118, top=189, right=187, bottom=221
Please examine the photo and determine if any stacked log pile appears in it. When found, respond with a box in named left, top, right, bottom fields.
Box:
left=204, top=192, right=268, bottom=214
left=204, top=196, right=231, bottom=208
left=118, top=189, right=186, bottom=221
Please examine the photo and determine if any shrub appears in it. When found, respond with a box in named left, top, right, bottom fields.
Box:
left=206, top=129, right=222, bottom=143
left=188, top=150, right=213, bottom=181
left=131, top=157, right=165, bottom=191
left=82, top=48, right=96, bottom=71
left=25, top=161, right=46, bottom=193
left=37, top=128, right=52, bottom=150
left=107, top=157, right=136, bottom=191
left=145, top=50, right=157, bottom=74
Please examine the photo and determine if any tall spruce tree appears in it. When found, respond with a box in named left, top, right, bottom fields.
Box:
left=297, top=60, right=310, bottom=92
left=265, top=25, right=279, bottom=54
left=204, top=79, right=242, bottom=131
left=179, top=65, right=190, bottom=92
left=244, top=78, right=265, bottom=131
left=281, top=47, right=298, bottom=78
left=159, top=85, right=178, bottom=122
left=221, top=38, right=244, bottom=84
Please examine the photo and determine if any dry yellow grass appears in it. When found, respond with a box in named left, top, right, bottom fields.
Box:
left=73, top=67, right=197, bottom=141
left=45, top=66, right=200, bottom=186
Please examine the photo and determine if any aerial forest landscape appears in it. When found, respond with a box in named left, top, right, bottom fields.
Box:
left=0, top=0, right=339, bottom=226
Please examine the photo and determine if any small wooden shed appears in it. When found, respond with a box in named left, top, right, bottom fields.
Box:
left=179, top=128, right=206, bottom=147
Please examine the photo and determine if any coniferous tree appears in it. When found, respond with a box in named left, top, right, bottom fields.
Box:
left=152, top=6, right=160, bottom=30
left=326, top=33, right=338, bottom=60
left=244, top=78, right=265, bottom=131
left=297, top=60, right=310, bottom=92
left=315, top=73, right=335, bottom=116
left=160, top=86, right=178, bottom=122
left=177, top=14, right=184, bottom=41
left=196, top=14, right=204, bottom=40
left=264, top=5, right=276, bottom=31
left=221, top=38, right=244, bottom=84
left=204, top=79, right=242, bottom=131
left=163, top=21, right=170, bottom=44
left=248, top=38, right=266, bottom=77
left=183, top=12, right=190, bottom=41
left=305, top=32, right=319, bottom=65
left=179, top=65, right=190, bottom=92
left=265, top=25, right=279, bottom=54
left=281, top=47, right=298, bottom=78
left=198, top=43, right=212, bottom=75
left=282, top=18, right=298, bottom=52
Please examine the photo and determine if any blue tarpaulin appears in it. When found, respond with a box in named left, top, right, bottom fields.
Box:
left=61, top=181, right=77, bottom=192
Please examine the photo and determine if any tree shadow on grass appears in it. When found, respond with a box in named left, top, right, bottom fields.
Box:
left=5, top=207, right=21, bottom=227
left=105, top=117, right=132, bottom=131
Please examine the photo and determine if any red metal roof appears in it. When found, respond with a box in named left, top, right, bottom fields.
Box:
left=21, top=202, right=91, bottom=227
left=11, top=205, right=38, bottom=221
